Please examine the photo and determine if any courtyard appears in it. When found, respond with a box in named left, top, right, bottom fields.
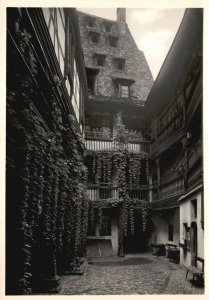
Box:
left=5, top=7, right=204, bottom=296
left=59, top=253, right=204, bottom=295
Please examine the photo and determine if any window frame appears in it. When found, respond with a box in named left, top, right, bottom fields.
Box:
left=103, top=21, right=112, bottom=33
left=100, top=211, right=112, bottom=236
left=114, top=58, right=126, bottom=70
left=119, top=83, right=130, bottom=98
left=86, top=16, right=96, bottom=28
left=108, top=35, right=118, bottom=47
left=94, top=53, right=106, bottom=67
left=86, top=68, right=99, bottom=95
left=191, top=199, right=197, bottom=219
left=89, top=31, right=100, bottom=44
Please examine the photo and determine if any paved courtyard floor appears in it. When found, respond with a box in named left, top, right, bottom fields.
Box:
left=59, top=253, right=204, bottom=295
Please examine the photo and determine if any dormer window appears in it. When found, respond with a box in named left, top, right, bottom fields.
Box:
left=112, top=77, right=135, bottom=99
left=89, top=31, right=100, bottom=43
left=120, top=84, right=129, bottom=98
left=103, top=21, right=112, bottom=32
left=108, top=36, right=118, bottom=47
left=114, top=58, right=125, bottom=70
left=94, top=54, right=106, bottom=67
left=86, top=16, right=96, bottom=28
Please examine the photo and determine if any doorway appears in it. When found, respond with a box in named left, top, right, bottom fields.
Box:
left=190, top=222, right=197, bottom=266
left=123, top=210, right=147, bottom=253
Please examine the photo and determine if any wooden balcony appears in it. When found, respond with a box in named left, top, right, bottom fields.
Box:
left=185, top=70, right=202, bottom=120
left=87, top=186, right=149, bottom=201
left=187, top=141, right=202, bottom=171
left=85, top=139, right=150, bottom=153
left=152, top=184, right=183, bottom=210
left=160, top=185, right=184, bottom=200
left=152, top=177, right=185, bottom=202
left=87, top=187, right=118, bottom=201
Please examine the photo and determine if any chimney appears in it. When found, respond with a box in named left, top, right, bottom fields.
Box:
left=117, top=8, right=126, bottom=33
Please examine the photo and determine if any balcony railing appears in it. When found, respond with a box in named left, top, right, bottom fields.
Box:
left=152, top=179, right=185, bottom=202
left=85, top=130, right=112, bottom=140
left=187, top=141, right=202, bottom=170
left=156, top=95, right=184, bottom=136
left=128, top=189, right=149, bottom=200
left=160, top=185, right=184, bottom=200
left=185, top=70, right=202, bottom=113
left=87, top=186, right=149, bottom=201
left=87, top=187, right=118, bottom=200
left=85, top=139, right=150, bottom=153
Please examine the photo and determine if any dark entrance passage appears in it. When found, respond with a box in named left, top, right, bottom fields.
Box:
left=123, top=210, right=148, bottom=253
left=191, top=222, right=197, bottom=266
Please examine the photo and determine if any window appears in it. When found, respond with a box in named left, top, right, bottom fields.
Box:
left=86, top=16, right=95, bottom=28
left=89, top=31, right=100, bottom=43
left=97, top=57, right=104, bottom=66
left=168, top=224, right=174, bottom=241
left=86, top=68, right=99, bottom=94
left=108, top=36, right=118, bottom=47
left=71, top=60, right=80, bottom=122
left=43, top=8, right=65, bottom=75
left=183, top=223, right=187, bottom=242
left=100, top=211, right=111, bottom=236
left=120, top=84, right=129, bottom=98
left=112, top=78, right=134, bottom=99
left=103, top=21, right=112, bottom=32
left=183, top=223, right=190, bottom=249
left=105, top=24, right=111, bottom=32
left=94, top=54, right=106, bottom=67
left=191, top=199, right=197, bottom=219
left=114, top=58, right=125, bottom=70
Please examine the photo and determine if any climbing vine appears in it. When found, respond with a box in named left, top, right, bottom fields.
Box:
left=85, top=120, right=151, bottom=243
left=7, top=26, right=89, bottom=294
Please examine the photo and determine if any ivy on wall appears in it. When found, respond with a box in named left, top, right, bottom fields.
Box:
left=86, top=120, right=151, bottom=244
left=7, top=27, right=88, bottom=294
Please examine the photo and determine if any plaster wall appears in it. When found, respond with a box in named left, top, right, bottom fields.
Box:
left=179, top=190, right=204, bottom=268
left=149, top=208, right=180, bottom=247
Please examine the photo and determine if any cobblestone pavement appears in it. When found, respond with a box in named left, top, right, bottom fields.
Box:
left=59, top=253, right=204, bottom=295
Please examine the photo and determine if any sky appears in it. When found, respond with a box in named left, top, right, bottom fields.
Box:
left=78, top=8, right=185, bottom=80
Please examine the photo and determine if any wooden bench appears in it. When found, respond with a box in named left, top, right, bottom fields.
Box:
left=185, top=256, right=204, bottom=286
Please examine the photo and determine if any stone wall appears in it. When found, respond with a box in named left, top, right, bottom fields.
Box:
left=77, top=11, right=153, bottom=102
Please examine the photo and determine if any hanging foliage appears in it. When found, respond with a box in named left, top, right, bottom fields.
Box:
left=85, top=122, right=151, bottom=241
left=7, top=27, right=89, bottom=294
left=85, top=119, right=151, bottom=237
left=97, top=207, right=103, bottom=233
